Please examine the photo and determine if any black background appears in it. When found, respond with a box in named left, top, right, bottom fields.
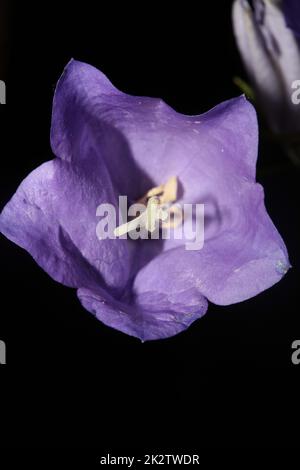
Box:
left=0, top=0, right=299, bottom=458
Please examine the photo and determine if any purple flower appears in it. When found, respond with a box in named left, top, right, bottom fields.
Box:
left=232, top=0, right=300, bottom=134
left=0, top=60, right=290, bottom=341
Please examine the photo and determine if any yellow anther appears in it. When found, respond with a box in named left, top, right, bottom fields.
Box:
left=160, top=176, right=177, bottom=204
left=137, top=176, right=177, bottom=206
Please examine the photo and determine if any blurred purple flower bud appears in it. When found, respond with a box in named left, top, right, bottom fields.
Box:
left=233, top=0, right=300, bottom=135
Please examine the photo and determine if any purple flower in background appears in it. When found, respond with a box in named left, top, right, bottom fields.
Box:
left=0, top=60, right=290, bottom=340
left=232, top=0, right=300, bottom=135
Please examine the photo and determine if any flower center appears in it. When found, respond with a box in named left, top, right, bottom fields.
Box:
left=114, top=176, right=181, bottom=237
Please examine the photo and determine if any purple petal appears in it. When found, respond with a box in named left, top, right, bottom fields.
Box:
left=0, top=158, right=133, bottom=294
left=78, top=285, right=208, bottom=341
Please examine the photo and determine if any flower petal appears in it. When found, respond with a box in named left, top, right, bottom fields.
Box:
left=51, top=59, right=156, bottom=201
left=77, top=277, right=208, bottom=341
left=0, top=158, right=133, bottom=294
left=149, top=95, right=258, bottom=249
left=51, top=59, right=186, bottom=196
left=52, top=62, right=257, bottom=187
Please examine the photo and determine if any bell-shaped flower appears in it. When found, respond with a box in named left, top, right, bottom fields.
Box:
left=0, top=60, right=290, bottom=340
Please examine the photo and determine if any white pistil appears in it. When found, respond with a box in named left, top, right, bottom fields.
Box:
left=114, top=176, right=179, bottom=237
left=145, top=197, right=160, bottom=233
left=113, top=197, right=161, bottom=237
